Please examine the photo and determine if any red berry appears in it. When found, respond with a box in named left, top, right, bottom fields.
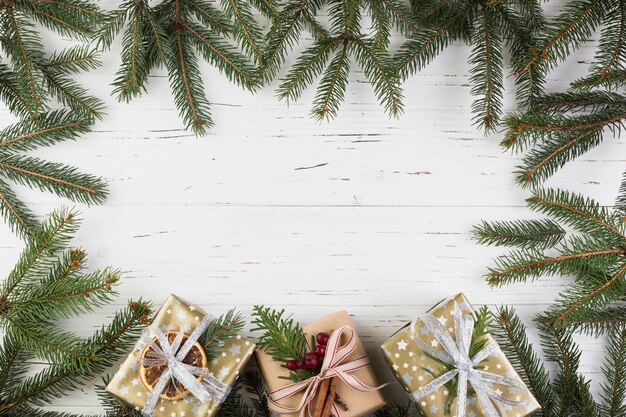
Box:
left=297, top=360, right=307, bottom=370
left=304, top=352, right=318, bottom=369
left=286, top=359, right=297, bottom=371
left=315, top=345, right=326, bottom=356
left=316, top=332, right=330, bottom=346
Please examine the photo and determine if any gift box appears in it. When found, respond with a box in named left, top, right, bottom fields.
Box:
left=381, top=293, right=541, bottom=417
left=106, top=295, right=255, bottom=417
left=256, top=311, right=386, bottom=417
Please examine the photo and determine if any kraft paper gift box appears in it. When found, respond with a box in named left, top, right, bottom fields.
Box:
left=381, top=293, right=541, bottom=417
left=255, top=311, right=387, bottom=417
left=106, top=294, right=255, bottom=417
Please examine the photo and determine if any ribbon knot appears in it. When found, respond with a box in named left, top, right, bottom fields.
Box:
left=268, top=325, right=387, bottom=417
left=135, top=315, right=232, bottom=417
left=410, top=305, right=528, bottom=417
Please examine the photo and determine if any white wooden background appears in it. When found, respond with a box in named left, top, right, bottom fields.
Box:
left=0, top=1, right=623, bottom=414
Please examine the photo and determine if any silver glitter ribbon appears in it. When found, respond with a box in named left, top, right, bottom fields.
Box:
left=410, top=306, right=527, bottom=417
left=135, top=315, right=231, bottom=417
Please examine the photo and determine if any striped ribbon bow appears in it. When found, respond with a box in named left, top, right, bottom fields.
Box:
left=135, top=316, right=231, bottom=417
left=410, top=306, right=527, bottom=417
left=269, top=325, right=386, bottom=417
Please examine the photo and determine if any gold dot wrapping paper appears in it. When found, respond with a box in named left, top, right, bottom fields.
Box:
left=106, top=294, right=256, bottom=417
left=381, top=293, right=541, bottom=417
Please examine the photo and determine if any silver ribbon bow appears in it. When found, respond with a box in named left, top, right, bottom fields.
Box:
left=135, top=315, right=231, bottom=417
left=410, top=306, right=527, bottom=417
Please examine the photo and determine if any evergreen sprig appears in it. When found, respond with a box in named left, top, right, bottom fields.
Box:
left=198, top=308, right=245, bottom=360
left=97, top=0, right=260, bottom=136
left=375, top=401, right=420, bottom=417
left=0, top=208, right=151, bottom=416
left=491, top=306, right=626, bottom=417
left=475, top=184, right=626, bottom=329
left=216, top=370, right=271, bottom=417
left=502, top=0, right=626, bottom=187
left=396, top=0, right=544, bottom=131
left=251, top=305, right=308, bottom=362
left=251, top=305, right=314, bottom=382
left=0, top=111, right=108, bottom=239
left=0, top=0, right=104, bottom=119
left=269, top=0, right=406, bottom=121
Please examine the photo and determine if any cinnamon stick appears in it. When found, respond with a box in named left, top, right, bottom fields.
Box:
left=312, top=378, right=330, bottom=417
left=320, top=377, right=337, bottom=417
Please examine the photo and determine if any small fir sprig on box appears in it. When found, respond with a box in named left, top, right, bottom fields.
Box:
left=0, top=208, right=151, bottom=415
left=251, top=306, right=331, bottom=383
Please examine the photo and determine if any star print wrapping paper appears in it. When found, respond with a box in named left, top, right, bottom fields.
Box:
left=255, top=311, right=387, bottom=417
left=106, top=294, right=256, bottom=417
left=381, top=293, right=540, bottom=417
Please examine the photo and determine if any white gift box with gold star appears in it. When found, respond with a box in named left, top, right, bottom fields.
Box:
left=106, top=294, right=255, bottom=417
left=381, top=293, right=540, bottom=417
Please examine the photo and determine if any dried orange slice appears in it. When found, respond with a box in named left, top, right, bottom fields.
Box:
left=139, top=331, right=207, bottom=400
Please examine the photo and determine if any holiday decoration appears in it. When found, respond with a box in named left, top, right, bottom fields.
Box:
left=474, top=184, right=626, bottom=330
left=106, top=295, right=255, bottom=417
left=0, top=0, right=108, bottom=239
left=499, top=0, right=626, bottom=187
left=0, top=208, right=150, bottom=415
left=0, top=0, right=104, bottom=120
left=397, top=0, right=542, bottom=131
left=382, top=293, right=540, bottom=417
left=252, top=307, right=386, bottom=417
left=490, top=305, right=626, bottom=417
left=0, top=113, right=108, bottom=239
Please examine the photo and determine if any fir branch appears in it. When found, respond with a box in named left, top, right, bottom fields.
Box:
left=375, top=401, right=419, bottom=417
left=514, top=127, right=604, bottom=187
left=536, top=91, right=626, bottom=114
left=2, top=6, right=46, bottom=112
left=472, top=218, right=566, bottom=250
left=566, top=305, right=626, bottom=337
left=241, top=370, right=270, bottom=417
left=42, top=70, right=105, bottom=120
left=0, top=208, right=79, bottom=300
left=251, top=305, right=307, bottom=363
left=548, top=263, right=626, bottom=327
left=599, top=325, right=626, bottom=417
left=168, top=17, right=213, bottom=134
left=572, top=0, right=626, bottom=90
left=537, top=320, right=584, bottom=416
left=112, top=0, right=149, bottom=101
left=351, top=38, right=404, bottom=117
left=0, top=154, right=108, bottom=205
left=490, top=306, right=556, bottom=416
left=527, top=188, right=625, bottom=240
left=311, top=41, right=350, bottom=120
left=221, top=0, right=265, bottom=62
left=0, top=177, right=38, bottom=239
left=198, top=308, right=245, bottom=360
left=518, top=0, right=606, bottom=76
left=469, top=3, right=503, bottom=131
left=277, top=39, right=337, bottom=102
left=395, top=0, right=472, bottom=80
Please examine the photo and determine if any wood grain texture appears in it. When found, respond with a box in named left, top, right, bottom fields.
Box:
left=0, top=1, right=621, bottom=413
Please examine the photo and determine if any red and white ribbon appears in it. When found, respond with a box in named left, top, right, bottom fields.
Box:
left=268, top=325, right=387, bottom=417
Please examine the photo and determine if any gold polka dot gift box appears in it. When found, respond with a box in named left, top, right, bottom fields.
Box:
left=381, top=293, right=540, bottom=417
left=106, top=294, right=255, bottom=417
